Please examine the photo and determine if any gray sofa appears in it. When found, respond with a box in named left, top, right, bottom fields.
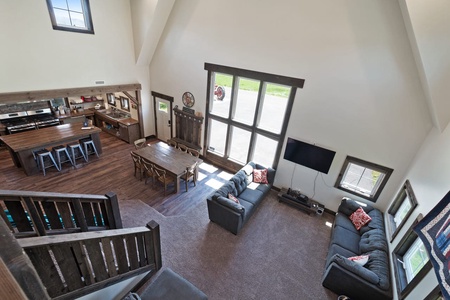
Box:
left=322, top=198, right=392, bottom=300
left=206, top=162, right=275, bottom=235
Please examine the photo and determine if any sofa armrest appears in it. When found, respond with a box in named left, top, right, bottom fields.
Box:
left=322, top=260, right=392, bottom=300
left=207, top=197, right=245, bottom=235
left=328, top=254, right=378, bottom=284
left=215, top=196, right=245, bottom=213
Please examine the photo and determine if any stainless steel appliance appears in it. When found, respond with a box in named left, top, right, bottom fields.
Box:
left=0, top=108, right=60, bottom=134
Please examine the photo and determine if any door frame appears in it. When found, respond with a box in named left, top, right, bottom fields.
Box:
left=151, top=91, right=174, bottom=140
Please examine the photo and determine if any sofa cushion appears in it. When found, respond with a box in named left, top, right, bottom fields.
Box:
left=364, top=250, right=390, bottom=290
left=330, top=226, right=361, bottom=254
left=326, top=243, right=359, bottom=267
left=231, top=171, right=249, bottom=195
left=239, top=199, right=256, bottom=223
left=359, top=209, right=385, bottom=235
left=238, top=188, right=264, bottom=206
left=212, top=181, right=237, bottom=199
left=350, top=207, right=372, bottom=230
left=359, top=229, right=388, bottom=253
left=334, top=213, right=360, bottom=235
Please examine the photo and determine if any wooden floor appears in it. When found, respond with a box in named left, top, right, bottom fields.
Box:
left=0, top=132, right=230, bottom=216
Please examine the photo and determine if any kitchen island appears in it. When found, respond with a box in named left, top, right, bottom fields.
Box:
left=0, top=123, right=102, bottom=175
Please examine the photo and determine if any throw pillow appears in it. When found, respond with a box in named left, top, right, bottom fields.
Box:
left=349, top=207, right=372, bottom=230
left=348, top=255, right=369, bottom=266
left=228, top=193, right=239, bottom=204
left=253, top=168, right=268, bottom=184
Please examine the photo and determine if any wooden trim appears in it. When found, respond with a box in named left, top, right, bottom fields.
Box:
left=204, top=62, right=305, bottom=88
left=0, top=218, right=50, bottom=300
left=0, top=84, right=142, bottom=104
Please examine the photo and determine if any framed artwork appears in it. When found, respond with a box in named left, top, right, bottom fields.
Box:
left=121, top=96, right=130, bottom=111
left=107, top=93, right=116, bottom=106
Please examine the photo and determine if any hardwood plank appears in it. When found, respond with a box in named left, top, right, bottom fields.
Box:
left=83, top=239, right=109, bottom=282
left=0, top=131, right=225, bottom=217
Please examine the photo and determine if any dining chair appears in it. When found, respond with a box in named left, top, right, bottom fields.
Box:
left=188, top=148, right=200, bottom=158
left=142, top=158, right=155, bottom=186
left=178, top=143, right=188, bottom=153
left=153, top=165, right=175, bottom=196
left=167, top=139, right=177, bottom=148
left=181, top=162, right=198, bottom=192
left=134, top=138, right=147, bottom=149
left=130, top=151, right=144, bottom=180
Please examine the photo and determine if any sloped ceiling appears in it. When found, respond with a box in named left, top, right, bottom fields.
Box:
left=130, top=0, right=176, bottom=66
left=400, top=0, right=450, bottom=132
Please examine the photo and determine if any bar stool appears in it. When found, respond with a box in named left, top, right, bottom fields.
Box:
left=52, top=145, right=74, bottom=170
left=67, top=142, right=87, bottom=165
left=79, top=138, right=99, bottom=162
left=34, top=149, right=60, bottom=176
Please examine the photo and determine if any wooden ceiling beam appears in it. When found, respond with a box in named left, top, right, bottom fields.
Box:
left=0, top=84, right=142, bottom=104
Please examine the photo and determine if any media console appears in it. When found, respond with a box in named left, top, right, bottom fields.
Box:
left=277, top=188, right=325, bottom=215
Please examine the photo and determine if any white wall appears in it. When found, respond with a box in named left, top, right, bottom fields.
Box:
left=387, top=124, right=450, bottom=299
left=0, top=0, right=153, bottom=137
left=149, top=0, right=432, bottom=211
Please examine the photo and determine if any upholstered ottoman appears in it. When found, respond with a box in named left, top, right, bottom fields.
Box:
left=140, top=268, right=207, bottom=300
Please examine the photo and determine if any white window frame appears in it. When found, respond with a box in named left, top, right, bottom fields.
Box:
left=403, top=238, right=429, bottom=283
left=46, top=0, right=94, bottom=34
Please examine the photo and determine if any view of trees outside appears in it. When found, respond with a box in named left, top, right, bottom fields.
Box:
left=208, top=73, right=290, bottom=167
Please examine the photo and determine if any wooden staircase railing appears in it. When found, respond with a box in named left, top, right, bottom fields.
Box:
left=17, top=221, right=162, bottom=300
left=0, top=190, right=122, bottom=238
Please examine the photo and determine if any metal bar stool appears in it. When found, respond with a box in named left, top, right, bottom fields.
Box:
left=79, top=138, right=99, bottom=162
left=52, top=145, right=74, bottom=170
left=67, top=142, right=87, bottom=165
left=34, top=149, right=60, bottom=176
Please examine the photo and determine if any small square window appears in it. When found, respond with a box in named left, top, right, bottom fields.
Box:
left=46, top=0, right=94, bottom=34
left=335, top=156, right=393, bottom=202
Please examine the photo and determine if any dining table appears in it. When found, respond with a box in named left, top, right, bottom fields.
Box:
left=0, top=123, right=102, bottom=175
left=132, top=141, right=203, bottom=193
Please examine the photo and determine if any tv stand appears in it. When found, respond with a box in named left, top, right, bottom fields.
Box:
left=278, top=188, right=324, bottom=215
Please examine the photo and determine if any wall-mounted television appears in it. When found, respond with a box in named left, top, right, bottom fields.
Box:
left=283, top=137, right=336, bottom=174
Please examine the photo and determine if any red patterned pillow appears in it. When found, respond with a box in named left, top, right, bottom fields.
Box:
left=228, top=193, right=239, bottom=204
left=253, top=169, right=268, bottom=184
left=348, top=255, right=369, bottom=266
left=349, top=207, right=372, bottom=230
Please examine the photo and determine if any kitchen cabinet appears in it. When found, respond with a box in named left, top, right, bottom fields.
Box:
left=94, top=111, right=139, bottom=143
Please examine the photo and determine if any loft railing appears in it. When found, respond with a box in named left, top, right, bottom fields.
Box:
left=0, top=190, right=122, bottom=238
left=17, top=220, right=162, bottom=300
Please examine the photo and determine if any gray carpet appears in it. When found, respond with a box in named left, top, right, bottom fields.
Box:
left=119, top=190, right=339, bottom=300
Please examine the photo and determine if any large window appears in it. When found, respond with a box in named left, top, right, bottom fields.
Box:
left=204, top=63, right=304, bottom=170
left=393, top=214, right=432, bottom=299
left=387, top=180, right=418, bottom=242
left=335, top=156, right=393, bottom=202
left=46, top=0, right=94, bottom=34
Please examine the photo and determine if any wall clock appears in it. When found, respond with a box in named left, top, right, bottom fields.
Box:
left=182, top=92, right=195, bottom=108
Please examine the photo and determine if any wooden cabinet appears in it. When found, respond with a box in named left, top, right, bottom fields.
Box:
left=94, top=112, right=139, bottom=143
left=173, top=107, right=203, bottom=150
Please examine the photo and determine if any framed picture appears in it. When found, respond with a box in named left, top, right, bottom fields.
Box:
left=121, top=96, right=130, bottom=111
left=107, top=93, right=116, bottom=106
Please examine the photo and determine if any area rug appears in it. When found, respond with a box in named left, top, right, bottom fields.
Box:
left=119, top=190, right=338, bottom=300
left=414, top=190, right=450, bottom=299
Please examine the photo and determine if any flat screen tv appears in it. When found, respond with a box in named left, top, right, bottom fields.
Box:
left=283, top=137, right=336, bottom=174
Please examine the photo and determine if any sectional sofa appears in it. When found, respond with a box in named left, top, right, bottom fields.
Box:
left=322, top=198, right=392, bottom=300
